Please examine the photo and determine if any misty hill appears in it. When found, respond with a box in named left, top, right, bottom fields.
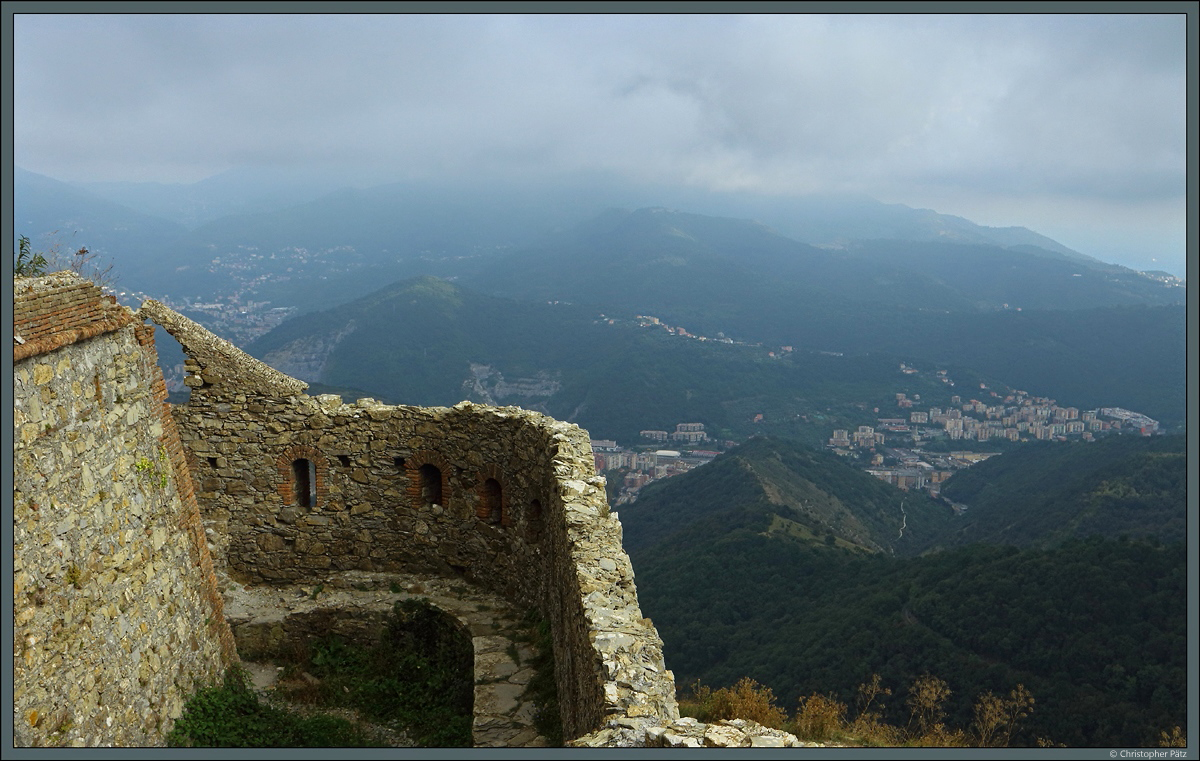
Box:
left=465, top=208, right=1186, bottom=426
left=77, top=166, right=354, bottom=229
left=928, top=434, right=1188, bottom=550
left=649, top=190, right=1102, bottom=264
left=617, top=436, right=1186, bottom=747
left=244, top=276, right=976, bottom=446
left=619, top=435, right=953, bottom=557
left=17, top=169, right=1184, bottom=311
left=469, top=207, right=1183, bottom=329
left=14, top=167, right=193, bottom=292
left=50, top=168, right=1105, bottom=263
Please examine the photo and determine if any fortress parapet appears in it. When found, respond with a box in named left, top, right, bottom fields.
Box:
left=141, top=300, right=679, bottom=741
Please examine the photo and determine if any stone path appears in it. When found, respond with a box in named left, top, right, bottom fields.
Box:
left=221, top=570, right=550, bottom=748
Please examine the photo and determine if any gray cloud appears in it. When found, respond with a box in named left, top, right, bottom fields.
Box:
left=12, top=12, right=1188, bottom=271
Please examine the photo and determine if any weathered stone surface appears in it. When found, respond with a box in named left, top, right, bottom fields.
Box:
left=223, top=571, right=549, bottom=747
left=14, top=274, right=235, bottom=748
left=573, top=717, right=808, bottom=748
left=16, top=280, right=740, bottom=749
left=142, top=299, right=681, bottom=744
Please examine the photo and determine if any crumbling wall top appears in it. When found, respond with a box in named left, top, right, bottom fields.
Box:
left=138, top=299, right=307, bottom=397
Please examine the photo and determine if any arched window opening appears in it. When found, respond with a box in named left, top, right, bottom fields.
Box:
left=292, top=458, right=316, bottom=509
left=420, top=464, right=443, bottom=506
left=480, top=478, right=503, bottom=524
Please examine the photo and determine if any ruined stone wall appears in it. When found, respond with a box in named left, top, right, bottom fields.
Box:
left=12, top=274, right=236, bottom=747
left=142, top=300, right=680, bottom=741
left=11, top=277, right=809, bottom=748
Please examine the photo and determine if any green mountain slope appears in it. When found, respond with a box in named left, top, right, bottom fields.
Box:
left=617, top=436, right=1188, bottom=747
left=630, top=531, right=1186, bottom=747
left=619, top=436, right=953, bottom=557
left=462, top=208, right=1186, bottom=427
left=930, top=434, right=1188, bottom=549
left=246, top=276, right=607, bottom=407
left=245, top=276, right=969, bottom=445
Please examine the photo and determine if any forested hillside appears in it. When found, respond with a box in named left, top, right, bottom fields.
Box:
left=244, top=277, right=968, bottom=445
left=931, top=434, right=1188, bottom=549
left=631, top=534, right=1186, bottom=747
left=619, top=436, right=953, bottom=556
left=619, top=435, right=1189, bottom=747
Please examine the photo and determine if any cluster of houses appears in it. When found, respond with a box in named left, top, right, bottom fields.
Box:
left=828, top=384, right=1161, bottom=497
left=592, top=423, right=723, bottom=505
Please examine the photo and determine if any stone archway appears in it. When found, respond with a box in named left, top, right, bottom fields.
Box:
left=222, top=570, right=551, bottom=748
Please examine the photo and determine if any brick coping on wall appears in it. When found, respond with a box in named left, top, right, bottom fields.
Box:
left=13, top=272, right=135, bottom=362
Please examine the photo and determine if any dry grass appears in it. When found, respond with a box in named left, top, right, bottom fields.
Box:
left=679, top=677, right=788, bottom=729
left=680, top=674, right=1039, bottom=748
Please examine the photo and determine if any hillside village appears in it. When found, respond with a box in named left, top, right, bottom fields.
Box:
left=589, top=361, right=1163, bottom=508
left=827, top=372, right=1161, bottom=501
left=591, top=423, right=725, bottom=506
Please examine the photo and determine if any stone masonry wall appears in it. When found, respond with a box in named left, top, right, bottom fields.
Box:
left=141, top=300, right=680, bottom=742
left=13, top=274, right=236, bottom=747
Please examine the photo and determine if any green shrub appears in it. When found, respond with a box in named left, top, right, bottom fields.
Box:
left=167, top=667, right=371, bottom=747
left=295, top=599, right=475, bottom=747
left=520, top=609, right=562, bottom=746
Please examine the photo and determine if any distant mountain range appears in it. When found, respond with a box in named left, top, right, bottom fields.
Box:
left=240, top=271, right=1185, bottom=443
left=466, top=206, right=1183, bottom=344
left=16, top=166, right=1187, bottom=430
left=242, top=276, right=948, bottom=445
left=15, top=166, right=1184, bottom=302
left=60, top=167, right=1107, bottom=263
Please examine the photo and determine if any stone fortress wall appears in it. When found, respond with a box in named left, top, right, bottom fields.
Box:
left=12, top=273, right=236, bottom=747
left=13, top=272, right=808, bottom=748
left=140, top=299, right=679, bottom=741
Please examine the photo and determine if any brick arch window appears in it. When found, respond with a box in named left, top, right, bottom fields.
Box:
left=406, top=451, right=450, bottom=510
left=293, top=458, right=316, bottom=508
left=275, top=445, right=328, bottom=511
left=479, top=479, right=503, bottom=524
left=420, top=464, right=443, bottom=506
left=475, top=465, right=509, bottom=526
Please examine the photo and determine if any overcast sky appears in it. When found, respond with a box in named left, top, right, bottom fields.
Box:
left=12, top=12, right=1190, bottom=276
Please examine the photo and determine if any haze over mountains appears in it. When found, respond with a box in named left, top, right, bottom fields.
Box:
left=16, top=166, right=1185, bottom=302
left=15, top=166, right=1187, bottom=434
